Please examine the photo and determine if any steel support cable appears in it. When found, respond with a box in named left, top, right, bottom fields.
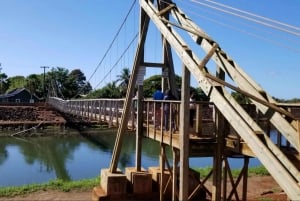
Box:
left=87, top=0, right=137, bottom=83
left=94, top=5, right=150, bottom=90
left=183, top=8, right=300, bottom=53
left=202, top=0, right=300, bottom=32
left=190, top=0, right=300, bottom=37
left=163, top=0, right=300, bottom=53
left=177, top=0, right=299, bottom=40
left=174, top=0, right=300, bottom=53
left=69, top=0, right=137, bottom=99
left=94, top=33, right=138, bottom=89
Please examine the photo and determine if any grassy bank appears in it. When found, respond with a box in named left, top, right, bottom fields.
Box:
left=0, top=166, right=269, bottom=197
left=0, top=177, right=100, bottom=197
left=193, top=165, right=270, bottom=178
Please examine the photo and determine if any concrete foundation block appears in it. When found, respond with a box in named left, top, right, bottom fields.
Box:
left=125, top=167, right=152, bottom=194
left=92, top=186, right=109, bottom=201
left=148, top=166, right=172, bottom=199
left=100, top=168, right=127, bottom=196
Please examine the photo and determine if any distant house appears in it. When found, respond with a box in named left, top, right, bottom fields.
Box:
left=0, top=88, right=41, bottom=103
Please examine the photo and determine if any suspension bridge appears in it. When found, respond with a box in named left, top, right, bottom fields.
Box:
left=47, top=0, right=300, bottom=200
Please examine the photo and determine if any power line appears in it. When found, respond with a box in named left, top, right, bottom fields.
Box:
left=40, top=66, right=49, bottom=99
left=190, top=0, right=300, bottom=37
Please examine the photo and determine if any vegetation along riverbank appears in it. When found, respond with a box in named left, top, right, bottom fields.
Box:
left=0, top=166, right=287, bottom=201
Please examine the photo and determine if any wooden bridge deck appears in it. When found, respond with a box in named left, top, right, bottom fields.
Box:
left=47, top=97, right=300, bottom=159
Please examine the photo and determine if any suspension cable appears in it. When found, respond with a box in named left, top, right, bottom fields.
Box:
left=94, top=33, right=138, bottom=89
left=87, top=0, right=137, bottom=83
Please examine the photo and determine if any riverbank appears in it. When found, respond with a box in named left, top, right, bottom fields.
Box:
left=0, top=176, right=286, bottom=201
left=0, top=103, right=114, bottom=136
left=0, top=167, right=287, bottom=201
left=0, top=104, right=66, bottom=133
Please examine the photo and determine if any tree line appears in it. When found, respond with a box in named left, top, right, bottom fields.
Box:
left=0, top=67, right=298, bottom=103
left=0, top=67, right=92, bottom=99
left=86, top=68, right=209, bottom=101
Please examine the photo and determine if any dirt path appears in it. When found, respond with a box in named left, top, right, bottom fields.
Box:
left=0, top=176, right=287, bottom=201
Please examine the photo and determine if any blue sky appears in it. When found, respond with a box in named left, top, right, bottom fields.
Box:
left=0, top=0, right=299, bottom=99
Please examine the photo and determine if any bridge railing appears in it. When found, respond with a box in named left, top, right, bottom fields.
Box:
left=142, top=99, right=214, bottom=132
left=141, top=99, right=216, bottom=146
left=48, top=97, right=297, bottom=150
left=47, top=97, right=216, bottom=134
left=47, top=97, right=127, bottom=127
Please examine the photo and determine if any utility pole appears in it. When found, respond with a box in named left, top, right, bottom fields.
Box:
left=40, top=66, right=49, bottom=99
left=0, top=63, right=2, bottom=94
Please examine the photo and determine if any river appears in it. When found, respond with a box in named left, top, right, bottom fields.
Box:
left=0, top=128, right=261, bottom=187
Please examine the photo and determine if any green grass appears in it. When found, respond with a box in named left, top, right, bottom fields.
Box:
left=192, top=165, right=269, bottom=178
left=0, top=166, right=269, bottom=198
left=247, top=166, right=270, bottom=176
left=0, top=177, right=100, bottom=197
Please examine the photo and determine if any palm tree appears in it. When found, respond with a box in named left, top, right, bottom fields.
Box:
left=116, top=68, right=131, bottom=97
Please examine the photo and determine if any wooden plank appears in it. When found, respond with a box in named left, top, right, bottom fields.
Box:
left=210, top=87, right=300, bottom=200
left=172, top=148, right=179, bottom=201
left=178, top=64, right=190, bottom=200
left=222, top=91, right=300, bottom=181
left=170, top=7, right=300, bottom=151
left=109, top=4, right=151, bottom=173
left=212, top=109, right=224, bottom=201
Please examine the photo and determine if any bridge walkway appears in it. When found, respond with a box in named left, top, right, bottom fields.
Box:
left=48, top=97, right=300, bottom=161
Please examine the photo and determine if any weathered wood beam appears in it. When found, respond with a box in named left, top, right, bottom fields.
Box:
left=157, top=3, right=175, bottom=16
left=109, top=4, right=150, bottom=173
left=179, top=62, right=190, bottom=200
left=198, top=43, right=218, bottom=70
left=139, top=1, right=300, bottom=199
left=170, top=6, right=300, bottom=151
left=140, top=62, right=166, bottom=68
left=205, top=73, right=295, bottom=119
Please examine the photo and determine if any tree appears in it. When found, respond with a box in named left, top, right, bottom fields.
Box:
left=0, top=73, right=9, bottom=94
left=231, top=92, right=251, bottom=104
left=25, top=74, right=42, bottom=98
left=273, top=97, right=300, bottom=103
left=47, top=67, right=69, bottom=98
left=116, top=68, right=131, bottom=97
left=194, top=87, right=210, bottom=101
left=7, top=76, right=26, bottom=92
left=143, top=74, right=182, bottom=98
left=86, top=81, right=121, bottom=98
left=46, top=67, right=92, bottom=99
left=69, top=69, right=92, bottom=95
left=143, top=75, right=162, bottom=98
left=64, top=69, right=92, bottom=98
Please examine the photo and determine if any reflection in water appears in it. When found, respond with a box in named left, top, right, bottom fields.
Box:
left=0, top=145, right=8, bottom=165
left=0, top=136, right=81, bottom=183
left=0, top=129, right=166, bottom=187
left=0, top=128, right=262, bottom=187
left=20, top=136, right=79, bottom=180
